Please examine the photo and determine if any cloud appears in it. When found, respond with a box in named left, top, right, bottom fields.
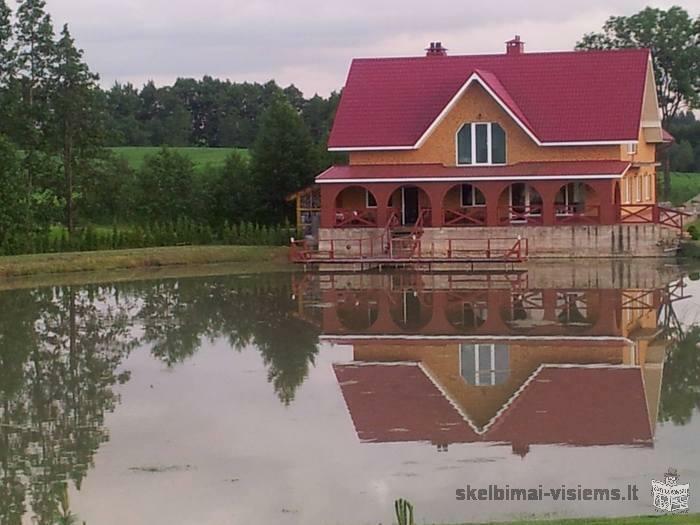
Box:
left=36, top=0, right=698, bottom=95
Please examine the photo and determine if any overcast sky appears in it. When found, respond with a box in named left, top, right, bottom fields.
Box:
left=40, top=0, right=700, bottom=97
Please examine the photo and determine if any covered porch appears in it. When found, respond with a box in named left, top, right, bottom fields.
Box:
left=322, top=178, right=619, bottom=229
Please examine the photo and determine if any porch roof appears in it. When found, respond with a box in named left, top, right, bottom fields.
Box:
left=316, top=160, right=631, bottom=184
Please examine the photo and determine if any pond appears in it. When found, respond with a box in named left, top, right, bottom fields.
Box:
left=0, top=261, right=699, bottom=524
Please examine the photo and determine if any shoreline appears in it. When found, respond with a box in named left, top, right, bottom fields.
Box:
left=0, top=245, right=292, bottom=281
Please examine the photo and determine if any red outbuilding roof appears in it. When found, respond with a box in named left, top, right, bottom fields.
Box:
left=328, top=48, right=650, bottom=149
left=316, top=160, right=631, bottom=183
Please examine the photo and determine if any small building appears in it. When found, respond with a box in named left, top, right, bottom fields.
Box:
left=303, top=37, right=686, bottom=263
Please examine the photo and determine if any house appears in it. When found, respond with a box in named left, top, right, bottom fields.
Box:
left=300, top=38, right=686, bottom=263
left=295, top=272, right=681, bottom=453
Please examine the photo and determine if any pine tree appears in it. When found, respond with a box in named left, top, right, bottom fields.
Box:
left=50, top=24, right=104, bottom=232
left=13, top=0, right=56, bottom=226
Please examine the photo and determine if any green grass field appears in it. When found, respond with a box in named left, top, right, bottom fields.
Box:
left=661, top=172, right=700, bottom=205
left=110, top=147, right=248, bottom=171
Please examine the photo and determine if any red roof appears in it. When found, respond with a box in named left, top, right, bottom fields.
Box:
left=484, top=367, right=652, bottom=446
left=328, top=49, right=649, bottom=149
left=316, top=160, right=630, bottom=182
left=335, top=364, right=652, bottom=449
left=333, top=363, right=477, bottom=443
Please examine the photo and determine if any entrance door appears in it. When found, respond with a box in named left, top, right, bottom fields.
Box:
left=402, top=187, right=419, bottom=225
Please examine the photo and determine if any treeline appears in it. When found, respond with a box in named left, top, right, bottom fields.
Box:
left=0, top=0, right=334, bottom=255
left=104, top=78, right=340, bottom=149
left=668, top=111, right=700, bottom=173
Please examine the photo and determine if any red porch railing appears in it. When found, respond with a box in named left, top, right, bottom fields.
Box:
left=335, top=208, right=378, bottom=228
left=554, top=204, right=601, bottom=225
left=620, top=204, right=688, bottom=231
left=444, top=207, right=487, bottom=226
left=499, top=205, right=543, bottom=226
left=445, top=237, right=528, bottom=261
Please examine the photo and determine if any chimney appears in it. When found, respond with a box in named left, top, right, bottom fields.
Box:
left=506, top=35, right=525, bottom=55
left=425, top=41, right=448, bottom=57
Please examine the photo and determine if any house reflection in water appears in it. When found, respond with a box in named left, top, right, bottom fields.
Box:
left=296, top=273, right=685, bottom=456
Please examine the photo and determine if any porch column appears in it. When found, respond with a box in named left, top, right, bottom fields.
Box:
left=483, top=182, right=505, bottom=227
left=372, top=184, right=394, bottom=227
left=320, top=184, right=340, bottom=228
left=537, top=182, right=559, bottom=227
left=592, top=180, right=617, bottom=225
left=429, top=183, right=452, bottom=228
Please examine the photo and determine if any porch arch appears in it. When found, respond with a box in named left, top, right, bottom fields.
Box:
left=554, top=182, right=601, bottom=224
left=388, top=185, right=433, bottom=226
left=498, top=183, right=543, bottom=225
left=334, top=185, right=379, bottom=227
left=442, top=183, right=487, bottom=227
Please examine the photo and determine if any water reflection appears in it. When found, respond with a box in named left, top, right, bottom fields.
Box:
left=0, top=275, right=319, bottom=524
left=0, top=270, right=697, bottom=523
left=295, top=273, right=692, bottom=454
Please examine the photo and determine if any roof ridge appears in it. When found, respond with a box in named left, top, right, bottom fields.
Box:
left=351, top=48, right=650, bottom=63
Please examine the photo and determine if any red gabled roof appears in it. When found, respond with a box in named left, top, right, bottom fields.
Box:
left=316, top=160, right=630, bottom=182
left=328, top=49, right=649, bottom=149
left=484, top=367, right=652, bottom=447
left=333, top=363, right=477, bottom=444
left=334, top=363, right=652, bottom=449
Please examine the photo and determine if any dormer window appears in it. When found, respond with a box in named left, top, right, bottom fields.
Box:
left=457, top=122, right=506, bottom=165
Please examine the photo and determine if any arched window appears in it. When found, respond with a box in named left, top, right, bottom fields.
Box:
left=457, top=122, right=506, bottom=165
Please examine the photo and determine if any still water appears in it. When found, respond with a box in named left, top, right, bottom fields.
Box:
left=0, top=262, right=699, bottom=524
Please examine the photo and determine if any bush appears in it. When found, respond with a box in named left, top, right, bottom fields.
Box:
left=0, top=220, right=291, bottom=256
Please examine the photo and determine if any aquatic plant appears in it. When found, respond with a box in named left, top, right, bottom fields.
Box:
left=394, top=498, right=415, bottom=525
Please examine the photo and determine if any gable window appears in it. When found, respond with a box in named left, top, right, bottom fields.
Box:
left=457, top=122, right=506, bottom=165
left=460, top=343, right=509, bottom=386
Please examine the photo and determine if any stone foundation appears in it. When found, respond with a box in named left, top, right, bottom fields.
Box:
left=319, top=224, right=680, bottom=259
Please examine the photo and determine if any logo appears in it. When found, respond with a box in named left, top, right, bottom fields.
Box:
left=651, top=468, right=690, bottom=513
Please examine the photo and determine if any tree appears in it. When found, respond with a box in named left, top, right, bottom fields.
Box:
left=0, top=137, right=25, bottom=249
left=50, top=24, right=105, bottom=232
left=250, top=97, right=319, bottom=223
left=576, top=6, right=700, bottom=124
left=207, top=151, right=256, bottom=225
left=135, top=148, right=196, bottom=222
left=669, top=139, right=695, bottom=172
left=12, top=0, right=56, bottom=227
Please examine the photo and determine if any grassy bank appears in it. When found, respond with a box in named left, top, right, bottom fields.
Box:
left=662, top=171, right=700, bottom=205
left=110, top=146, right=247, bottom=171
left=453, top=514, right=700, bottom=525
left=0, top=245, right=290, bottom=279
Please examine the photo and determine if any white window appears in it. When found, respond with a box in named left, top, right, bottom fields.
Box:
left=457, top=122, right=506, bottom=165
left=460, top=184, right=486, bottom=207
left=636, top=176, right=643, bottom=202
left=365, top=189, right=377, bottom=208
left=460, top=343, right=509, bottom=386
left=627, top=143, right=638, bottom=155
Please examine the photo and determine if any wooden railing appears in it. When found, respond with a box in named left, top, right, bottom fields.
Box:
left=620, top=204, right=688, bottom=231
left=445, top=237, right=528, bottom=261
left=554, top=204, right=601, bottom=224
left=334, top=208, right=378, bottom=228
left=444, top=207, right=487, bottom=226
left=499, top=205, right=543, bottom=226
